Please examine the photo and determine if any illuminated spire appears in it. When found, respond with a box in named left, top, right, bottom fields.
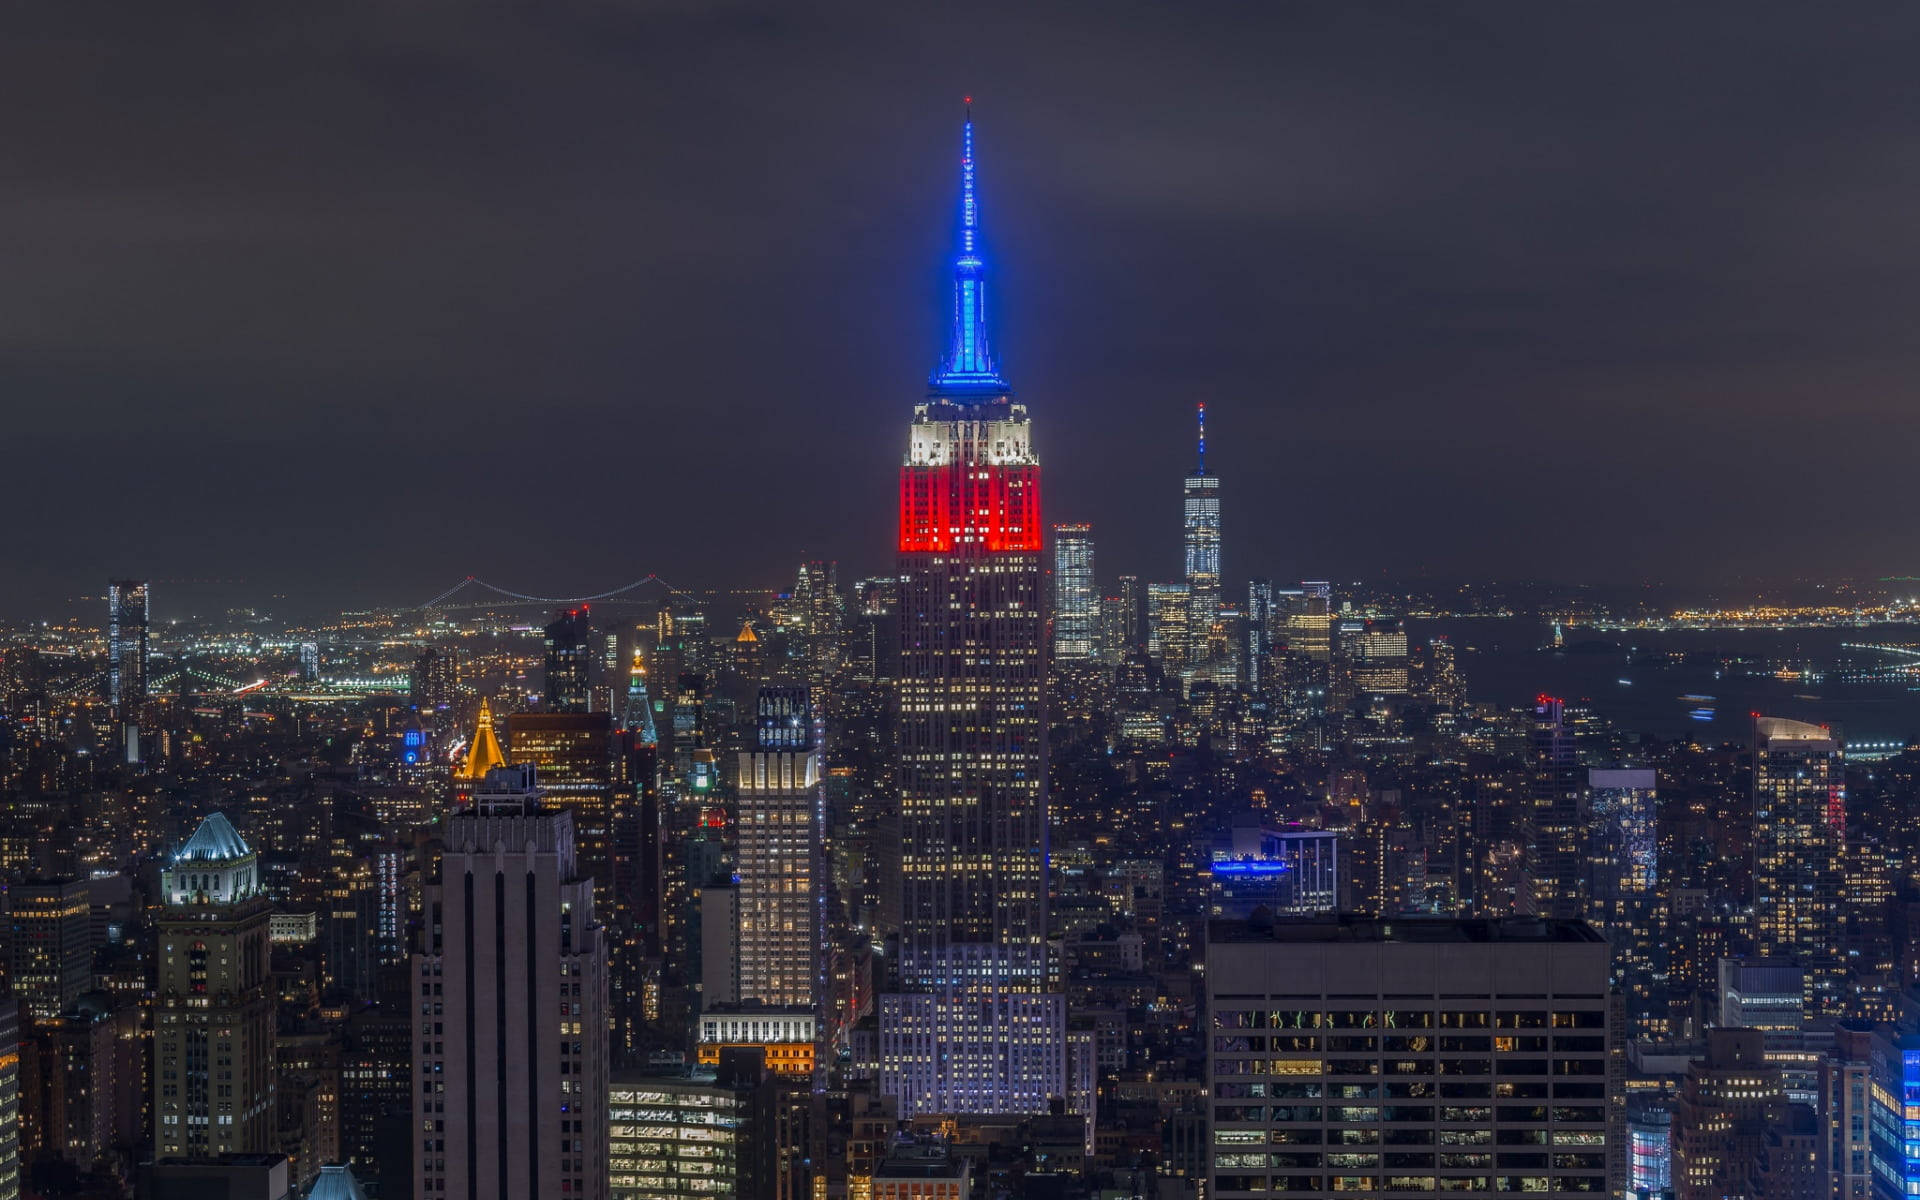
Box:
left=931, top=100, right=1009, bottom=395
left=457, top=698, right=507, bottom=782
left=622, top=654, right=658, bottom=747
left=1196, top=402, right=1208, bottom=474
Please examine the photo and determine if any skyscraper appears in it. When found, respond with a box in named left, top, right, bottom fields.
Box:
left=1528, top=695, right=1588, bottom=919
left=153, top=813, right=277, bottom=1160
left=1182, top=403, right=1221, bottom=662
left=1245, top=578, right=1275, bottom=691
left=1146, top=581, right=1191, bottom=677
left=1752, top=715, right=1846, bottom=1011
left=543, top=607, right=594, bottom=712
left=881, top=107, right=1067, bottom=1117
left=1050, top=523, right=1097, bottom=662
left=413, top=764, right=609, bottom=1200
left=733, top=686, right=821, bottom=1009
left=106, top=579, right=149, bottom=715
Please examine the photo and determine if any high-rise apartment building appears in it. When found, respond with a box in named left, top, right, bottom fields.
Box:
left=7, top=877, right=92, bottom=1022
left=106, top=579, right=149, bottom=716
left=412, top=764, right=609, bottom=1200
left=1051, top=523, right=1097, bottom=663
left=1182, top=404, right=1221, bottom=661
left=1205, top=915, right=1614, bottom=1199
left=543, top=607, right=595, bottom=713
left=154, top=813, right=277, bottom=1159
left=732, top=686, right=821, bottom=1009
left=880, top=108, right=1067, bottom=1118
left=1752, top=715, right=1845, bottom=1011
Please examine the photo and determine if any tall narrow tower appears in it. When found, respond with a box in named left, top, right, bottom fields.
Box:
left=153, top=813, right=276, bottom=1160
left=414, top=765, right=609, bottom=1200
left=1182, top=404, right=1221, bottom=662
left=1752, top=715, right=1845, bottom=1012
left=881, top=106, right=1069, bottom=1117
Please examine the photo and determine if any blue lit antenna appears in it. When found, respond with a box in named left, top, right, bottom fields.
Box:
left=931, top=98, right=1010, bottom=395
left=1196, top=402, right=1208, bottom=474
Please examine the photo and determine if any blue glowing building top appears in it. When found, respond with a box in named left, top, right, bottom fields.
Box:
left=930, top=103, right=1010, bottom=397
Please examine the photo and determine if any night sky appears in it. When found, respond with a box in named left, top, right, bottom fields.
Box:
left=7, top=2, right=1920, bottom=617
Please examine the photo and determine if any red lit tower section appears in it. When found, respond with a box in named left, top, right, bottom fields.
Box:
left=894, top=395, right=1049, bottom=995
left=898, top=402, right=1041, bottom=553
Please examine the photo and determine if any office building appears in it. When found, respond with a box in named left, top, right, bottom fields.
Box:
left=881, top=107, right=1067, bottom=1118
left=1866, top=1030, right=1920, bottom=1200
left=1824, top=1025, right=1872, bottom=1200
left=1246, top=578, right=1275, bottom=690
left=1588, top=768, right=1661, bottom=1032
left=1288, top=581, right=1333, bottom=662
left=412, top=765, right=609, bottom=1200
left=1182, top=403, right=1221, bottom=661
left=508, top=710, right=616, bottom=917
left=543, top=607, right=595, bottom=712
left=1205, top=915, right=1613, bottom=1199
left=1207, top=823, right=1340, bottom=917
left=106, top=579, right=149, bottom=715
left=1753, top=715, right=1846, bottom=1012
left=1147, top=582, right=1192, bottom=678
left=1348, top=617, right=1410, bottom=696
left=873, top=1137, right=972, bottom=1199
left=733, top=687, right=821, bottom=1009
left=412, top=646, right=459, bottom=717
left=7, top=877, right=92, bottom=1022
left=1051, top=523, right=1097, bottom=662
left=607, top=1057, right=782, bottom=1200
left=142, top=1154, right=293, bottom=1200
left=1717, top=958, right=1804, bottom=1039
left=1672, top=1028, right=1806, bottom=1200
left=1528, top=696, right=1587, bottom=920
left=612, top=652, right=663, bottom=1053
left=696, top=1008, right=817, bottom=1079
left=0, top=1000, right=15, bottom=1200
left=154, top=813, right=277, bottom=1159
left=792, top=560, right=844, bottom=682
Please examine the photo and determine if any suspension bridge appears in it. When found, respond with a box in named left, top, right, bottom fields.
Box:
left=415, top=575, right=697, bottom=613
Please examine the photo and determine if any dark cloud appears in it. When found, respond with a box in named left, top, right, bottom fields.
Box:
left=4, top=1, right=1918, bottom=616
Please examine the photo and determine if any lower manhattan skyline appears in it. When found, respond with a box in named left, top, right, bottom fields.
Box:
left=17, top=6, right=1920, bottom=1200
left=9, top=2, right=1920, bottom=614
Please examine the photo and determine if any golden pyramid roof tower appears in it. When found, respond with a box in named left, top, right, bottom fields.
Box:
left=457, top=698, right=508, bottom=782
left=736, top=620, right=759, bottom=644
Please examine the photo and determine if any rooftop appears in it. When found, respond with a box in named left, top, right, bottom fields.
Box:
left=1210, top=914, right=1606, bottom=946
left=174, top=812, right=251, bottom=863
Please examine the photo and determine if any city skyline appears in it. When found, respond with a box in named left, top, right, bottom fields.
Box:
left=16, top=9, right=1920, bottom=1198
left=11, top=4, right=1920, bottom=613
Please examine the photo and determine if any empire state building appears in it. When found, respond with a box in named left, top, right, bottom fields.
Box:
left=879, top=107, right=1083, bottom=1119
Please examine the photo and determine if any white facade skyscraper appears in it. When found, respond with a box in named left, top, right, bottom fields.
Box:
left=734, top=686, right=822, bottom=1008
